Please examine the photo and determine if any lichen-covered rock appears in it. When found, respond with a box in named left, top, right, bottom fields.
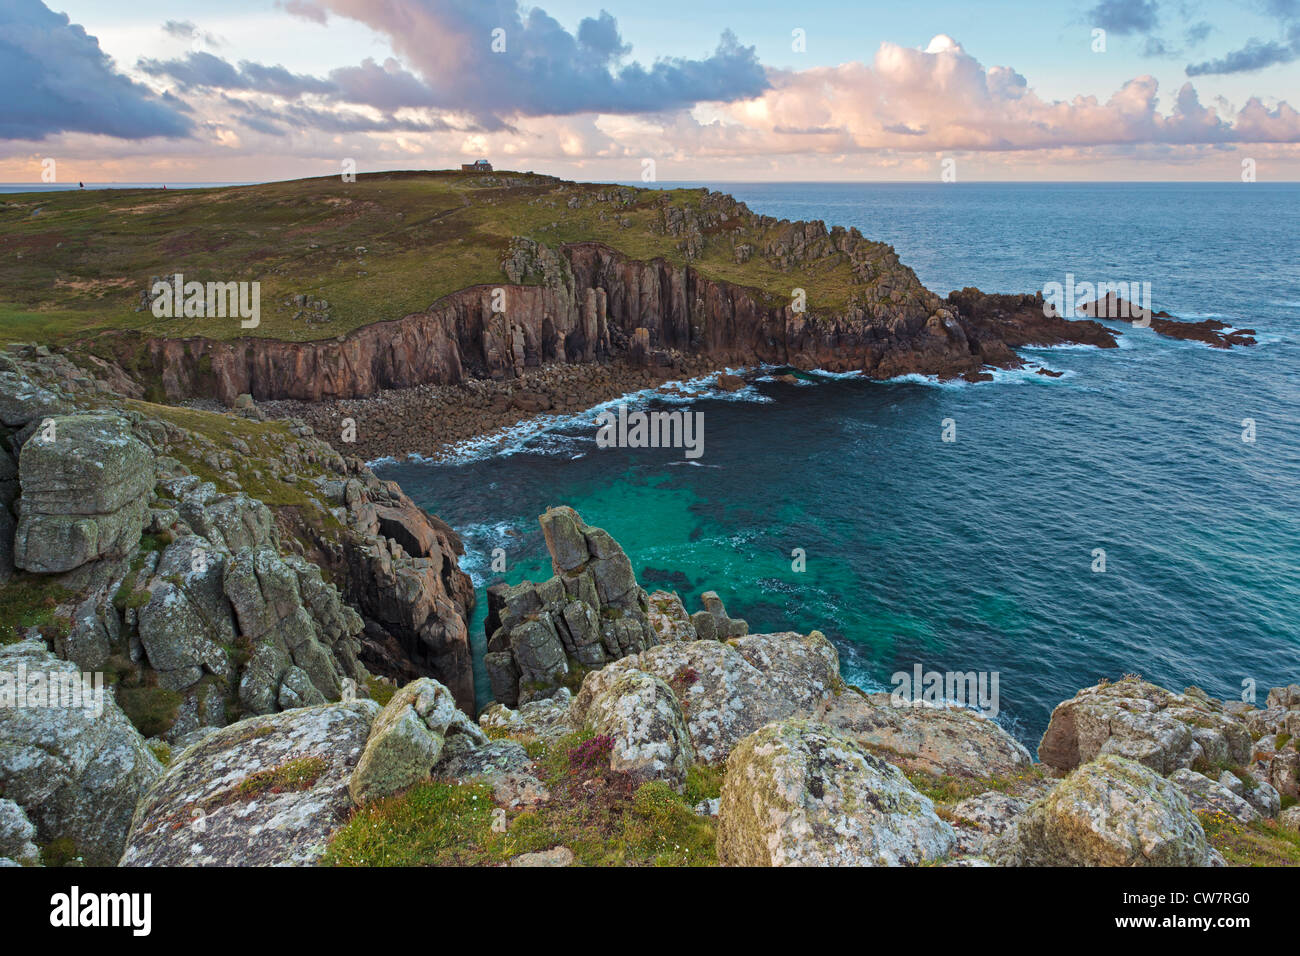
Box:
left=348, top=678, right=485, bottom=804
left=224, top=546, right=364, bottom=714
left=0, top=640, right=162, bottom=866
left=571, top=668, right=694, bottom=788
left=948, top=791, right=1034, bottom=857
left=433, top=736, right=549, bottom=808
left=1037, top=678, right=1252, bottom=774
left=13, top=413, right=154, bottom=573
left=820, top=689, right=1033, bottom=778
left=122, top=700, right=379, bottom=866
left=717, top=720, right=955, bottom=866
left=486, top=507, right=658, bottom=705
left=595, top=631, right=841, bottom=766
left=1169, top=768, right=1260, bottom=824
left=479, top=691, right=575, bottom=742
left=0, top=798, right=40, bottom=866
left=992, top=755, right=1213, bottom=866
left=646, top=590, right=696, bottom=642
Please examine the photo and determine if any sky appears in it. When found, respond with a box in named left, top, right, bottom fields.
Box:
left=3, top=0, right=1299, bottom=182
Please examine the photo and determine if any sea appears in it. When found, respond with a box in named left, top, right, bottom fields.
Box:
left=370, top=181, right=1299, bottom=747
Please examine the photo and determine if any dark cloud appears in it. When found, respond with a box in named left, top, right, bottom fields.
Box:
left=1186, top=37, right=1298, bottom=74
left=0, top=0, right=193, bottom=141
left=1088, top=0, right=1160, bottom=35
left=292, top=0, right=768, bottom=119
left=1185, top=0, right=1300, bottom=74
left=138, top=51, right=336, bottom=98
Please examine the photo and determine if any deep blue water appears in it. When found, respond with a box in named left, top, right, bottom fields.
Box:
left=377, top=182, right=1300, bottom=746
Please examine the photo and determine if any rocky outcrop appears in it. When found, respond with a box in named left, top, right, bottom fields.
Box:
left=1169, top=768, right=1260, bottom=825
left=484, top=506, right=679, bottom=707
left=1037, top=678, right=1252, bottom=775
left=349, top=678, right=485, bottom=804
left=991, top=755, right=1215, bottom=867
left=574, top=630, right=842, bottom=766
left=0, top=798, right=39, bottom=866
left=820, top=689, right=1033, bottom=779
left=121, top=700, right=379, bottom=866
left=13, top=414, right=154, bottom=573
left=717, top=719, right=955, bottom=866
left=570, top=667, right=694, bottom=789
left=0, top=639, right=163, bottom=866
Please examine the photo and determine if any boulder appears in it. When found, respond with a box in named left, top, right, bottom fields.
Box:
left=571, top=668, right=694, bottom=788
left=479, top=691, right=575, bottom=742
left=595, top=631, right=842, bottom=765
left=646, top=590, right=696, bottom=642
left=0, top=798, right=40, bottom=866
left=13, top=414, right=154, bottom=573
left=121, top=700, right=379, bottom=866
left=992, top=755, right=1214, bottom=867
left=948, top=791, right=1034, bottom=857
left=1037, top=678, right=1252, bottom=774
left=1169, top=768, right=1260, bottom=824
left=820, top=689, right=1033, bottom=779
left=717, top=720, right=955, bottom=866
left=349, top=678, right=485, bottom=804
left=0, top=639, right=163, bottom=866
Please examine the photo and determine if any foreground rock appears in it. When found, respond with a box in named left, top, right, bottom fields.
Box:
left=570, top=668, right=694, bottom=788
left=0, top=640, right=162, bottom=866
left=1038, top=678, right=1252, bottom=774
left=821, top=689, right=1033, bottom=779
left=717, top=720, right=955, bottom=866
left=13, top=414, right=154, bottom=573
left=121, top=700, right=378, bottom=866
left=0, top=798, right=40, bottom=866
left=577, top=630, right=841, bottom=765
left=992, top=755, right=1214, bottom=867
left=349, top=678, right=485, bottom=804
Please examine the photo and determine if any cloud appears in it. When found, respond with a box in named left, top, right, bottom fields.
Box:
left=139, top=51, right=336, bottom=98
left=0, top=0, right=192, bottom=141
left=290, top=0, right=768, bottom=119
left=1088, top=0, right=1160, bottom=35
left=1186, top=35, right=1299, bottom=75
left=1185, top=1, right=1300, bottom=74
left=699, top=36, right=1300, bottom=154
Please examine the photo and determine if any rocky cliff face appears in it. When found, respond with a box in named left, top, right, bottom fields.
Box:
left=95, top=238, right=1127, bottom=405
left=0, top=345, right=476, bottom=751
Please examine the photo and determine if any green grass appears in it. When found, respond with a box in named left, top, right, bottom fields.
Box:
left=0, top=169, right=920, bottom=347
left=323, top=730, right=717, bottom=867
left=0, top=573, right=75, bottom=644
left=115, top=684, right=183, bottom=738
left=1200, top=810, right=1300, bottom=866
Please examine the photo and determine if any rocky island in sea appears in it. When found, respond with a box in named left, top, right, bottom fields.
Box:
left=0, top=171, right=1293, bottom=869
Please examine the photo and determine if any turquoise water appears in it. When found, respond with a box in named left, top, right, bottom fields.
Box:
left=377, top=182, right=1300, bottom=745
